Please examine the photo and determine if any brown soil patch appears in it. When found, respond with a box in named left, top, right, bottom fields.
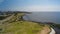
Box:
left=37, top=25, right=50, bottom=34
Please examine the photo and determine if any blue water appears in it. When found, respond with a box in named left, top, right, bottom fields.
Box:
left=23, top=12, right=60, bottom=24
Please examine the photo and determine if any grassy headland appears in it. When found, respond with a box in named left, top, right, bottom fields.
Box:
left=0, top=12, right=51, bottom=34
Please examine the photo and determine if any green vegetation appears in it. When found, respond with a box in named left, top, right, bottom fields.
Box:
left=1, top=21, right=45, bottom=34
left=46, top=23, right=60, bottom=29
left=55, top=24, right=60, bottom=29
left=0, top=20, right=46, bottom=34
left=0, top=16, right=6, bottom=20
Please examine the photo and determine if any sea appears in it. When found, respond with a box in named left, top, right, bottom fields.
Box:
left=23, top=12, right=60, bottom=24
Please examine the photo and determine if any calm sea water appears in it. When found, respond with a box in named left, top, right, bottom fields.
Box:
left=23, top=12, right=60, bottom=24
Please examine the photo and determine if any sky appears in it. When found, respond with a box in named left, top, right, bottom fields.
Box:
left=0, top=0, right=60, bottom=11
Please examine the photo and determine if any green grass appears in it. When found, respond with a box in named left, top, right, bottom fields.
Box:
left=0, top=21, right=45, bottom=34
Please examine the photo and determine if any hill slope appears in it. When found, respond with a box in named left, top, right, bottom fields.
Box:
left=0, top=12, right=51, bottom=34
left=0, top=21, right=50, bottom=34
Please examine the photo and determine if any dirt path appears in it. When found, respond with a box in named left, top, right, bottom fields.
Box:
left=0, top=14, right=14, bottom=23
left=37, top=25, right=50, bottom=34
left=50, top=28, right=55, bottom=34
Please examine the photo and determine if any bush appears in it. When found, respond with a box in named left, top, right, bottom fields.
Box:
left=56, top=24, right=60, bottom=29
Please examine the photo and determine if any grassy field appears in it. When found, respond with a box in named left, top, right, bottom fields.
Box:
left=0, top=20, right=46, bottom=34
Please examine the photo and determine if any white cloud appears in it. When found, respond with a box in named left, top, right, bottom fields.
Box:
left=4, top=5, right=60, bottom=12
left=19, top=5, right=60, bottom=11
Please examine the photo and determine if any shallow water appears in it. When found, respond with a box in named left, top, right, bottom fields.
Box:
left=23, top=12, right=60, bottom=24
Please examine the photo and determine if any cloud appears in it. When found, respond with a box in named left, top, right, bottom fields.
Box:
left=3, top=5, right=60, bottom=12
left=19, top=5, right=60, bottom=11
